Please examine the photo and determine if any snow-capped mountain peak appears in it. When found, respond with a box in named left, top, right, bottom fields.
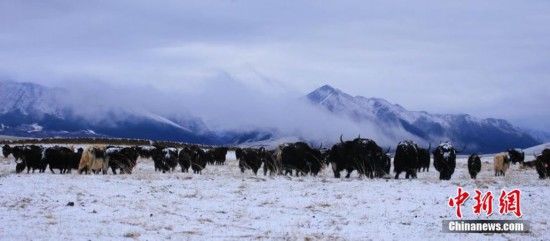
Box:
left=0, top=80, right=64, bottom=117
left=0, top=80, right=214, bottom=143
left=306, top=84, right=540, bottom=153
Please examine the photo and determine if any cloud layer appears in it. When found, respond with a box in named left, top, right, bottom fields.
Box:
left=1, top=0, right=549, bottom=131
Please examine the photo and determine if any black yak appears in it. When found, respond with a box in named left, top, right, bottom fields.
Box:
left=507, top=149, right=525, bottom=165
left=178, top=146, right=192, bottom=172
left=189, top=146, right=207, bottom=174
left=10, top=145, right=47, bottom=174
left=3, top=145, right=27, bottom=172
left=236, top=148, right=263, bottom=175
left=326, top=137, right=351, bottom=178
left=393, top=140, right=419, bottom=179
left=207, top=147, right=228, bottom=165
left=535, top=148, right=550, bottom=179
left=326, top=136, right=386, bottom=178
left=279, top=142, right=324, bottom=176
left=262, top=149, right=279, bottom=176
left=151, top=147, right=178, bottom=173
left=104, top=146, right=139, bottom=174
left=26, top=145, right=47, bottom=173
left=467, top=154, right=481, bottom=179
left=417, top=144, right=431, bottom=172
left=432, top=142, right=458, bottom=180
left=358, top=138, right=388, bottom=178
left=44, top=146, right=83, bottom=174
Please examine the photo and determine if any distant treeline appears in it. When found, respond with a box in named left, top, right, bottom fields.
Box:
left=0, top=137, right=224, bottom=149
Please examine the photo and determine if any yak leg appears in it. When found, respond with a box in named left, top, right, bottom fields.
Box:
left=345, top=168, right=353, bottom=178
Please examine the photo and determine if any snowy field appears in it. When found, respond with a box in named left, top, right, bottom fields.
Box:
left=0, top=148, right=548, bottom=241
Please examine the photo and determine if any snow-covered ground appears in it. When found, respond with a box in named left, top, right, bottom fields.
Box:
left=0, top=149, right=547, bottom=240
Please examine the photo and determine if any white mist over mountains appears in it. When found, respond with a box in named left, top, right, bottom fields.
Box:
left=0, top=78, right=543, bottom=153
left=32, top=78, right=387, bottom=146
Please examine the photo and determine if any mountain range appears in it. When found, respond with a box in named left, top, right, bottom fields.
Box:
left=0, top=80, right=271, bottom=145
left=0, top=80, right=541, bottom=153
left=306, top=85, right=539, bottom=153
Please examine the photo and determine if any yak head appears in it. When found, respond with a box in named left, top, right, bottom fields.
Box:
left=2, top=144, right=11, bottom=158
left=235, top=148, right=244, bottom=160
left=137, top=145, right=155, bottom=158
left=178, top=146, right=192, bottom=159
left=433, top=142, right=456, bottom=161
left=15, top=162, right=26, bottom=173
left=162, top=148, right=177, bottom=159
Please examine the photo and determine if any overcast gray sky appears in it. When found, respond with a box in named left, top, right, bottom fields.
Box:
left=1, top=0, right=549, bottom=131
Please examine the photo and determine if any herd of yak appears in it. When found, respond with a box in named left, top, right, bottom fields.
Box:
left=2, top=137, right=550, bottom=180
